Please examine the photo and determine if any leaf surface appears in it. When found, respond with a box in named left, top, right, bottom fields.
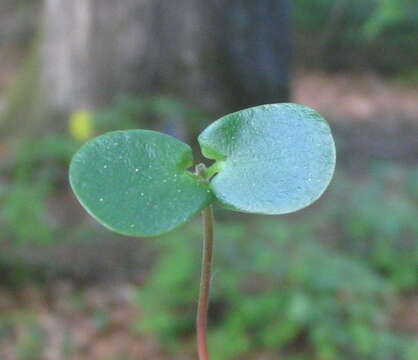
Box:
left=199, top=103, right=336, bottom=214
left=70, top=130, right=213, bottom=236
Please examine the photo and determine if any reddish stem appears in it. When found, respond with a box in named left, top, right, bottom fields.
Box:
left=197, top=204, right=214, bottom=360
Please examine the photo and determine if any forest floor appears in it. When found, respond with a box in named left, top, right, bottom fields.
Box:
left=293, top=71, right=418, bottom=123
left=0, top=283, right=287, bottom=360
left=0, top=283, right=174, bottom=360
left=1, top=282, right=417, bottom=360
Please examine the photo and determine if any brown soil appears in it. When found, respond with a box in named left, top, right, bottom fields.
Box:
left=293, top=71, right=418, bottom=124
left=1, top=283, right=417, bottom=360
left=0, top=284, right=193, bottom=360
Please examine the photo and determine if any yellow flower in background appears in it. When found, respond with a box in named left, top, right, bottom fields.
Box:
left=69, top=110, right=94, bottom=141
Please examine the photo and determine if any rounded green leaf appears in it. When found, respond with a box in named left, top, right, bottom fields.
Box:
left=70, top=130, right=213, bottom=237
left=198, top=103, right=336, bottom=214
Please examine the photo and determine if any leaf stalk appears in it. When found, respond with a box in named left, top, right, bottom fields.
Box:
left=195, top=163, right=215, bottom=360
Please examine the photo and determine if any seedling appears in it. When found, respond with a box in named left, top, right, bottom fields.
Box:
left=69, top=103, right=336, bottom=360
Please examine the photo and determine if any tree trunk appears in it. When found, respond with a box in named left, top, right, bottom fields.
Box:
left=42, top=0, right=291, bottom=115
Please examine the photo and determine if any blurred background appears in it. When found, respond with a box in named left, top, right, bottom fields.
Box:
left=0, top=1, right=417, bottom=359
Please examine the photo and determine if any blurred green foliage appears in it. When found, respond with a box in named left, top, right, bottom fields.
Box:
left=0, top=313, right=45, bottom=360
left=137, top=217, right=417, bottom=360
left=363, top=0, right=417, bottom=38
left=327, top=166, right=418, bottom=290
left=294, top=0, right=418, bottom=74
left=0, top=136, right=78, bottom=246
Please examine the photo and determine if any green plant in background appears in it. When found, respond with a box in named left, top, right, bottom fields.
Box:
left=0, top=313, right=45, bottom=360
left=323, top=165, right=418, bottom=291
left=0, top=136, right=78, bottom=245
left=138, top=220, right=418, bottom=360
left=69, top=103, right=336, bottom=360
left=363, top=0, right=417, bottom=38
left=294, top=0, right=418, bottom=74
